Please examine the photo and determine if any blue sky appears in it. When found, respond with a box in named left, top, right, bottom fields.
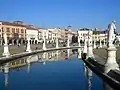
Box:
left=0, top=0, right=120, bottom=31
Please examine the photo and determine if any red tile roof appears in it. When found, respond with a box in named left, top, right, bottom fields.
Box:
left=1, top=21, right=38, bottom=30
left=26, top=26, right=38, bottom=30
left=1, top=21, right=26, bottom=27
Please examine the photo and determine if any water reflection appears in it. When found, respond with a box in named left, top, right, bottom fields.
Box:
left=0, top=49, right=116, bottom=90
left=0, top=49, right=74, bottom=72
left=0, top=49, right=74, bottom=89
left=84, top=65, right=92, bottom=90
left=77, top=48, right=82, bottom=59
left=2, top=63, right=10, bottom=88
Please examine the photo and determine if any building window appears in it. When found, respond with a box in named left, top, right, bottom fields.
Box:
left=6, top=28, right=10, bottom=32
left=16, top=28, right=19, bottom=33
left=12, top=28, right=15, bottom=33
left=21, top=29, right=24, bottom=33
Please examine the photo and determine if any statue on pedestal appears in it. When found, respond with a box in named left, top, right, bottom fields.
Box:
left=107, top=20, right=118, bottom=47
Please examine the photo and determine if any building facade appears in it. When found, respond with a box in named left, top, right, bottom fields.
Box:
left=26, top=26, right=38, bottom=44
left=0, top=21, right=26, bottom=45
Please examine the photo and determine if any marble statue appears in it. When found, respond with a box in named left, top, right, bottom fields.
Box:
left=107, top=20, right=116, bottom=47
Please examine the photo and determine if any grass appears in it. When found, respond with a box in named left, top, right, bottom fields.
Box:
left=93, top=47, right=120, bottom=65
left=0, top=47, right=25, bottom=55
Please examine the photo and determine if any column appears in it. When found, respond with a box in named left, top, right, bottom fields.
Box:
left=87, top=30, right=94, bottom=58
left=2, top=33, right=10, bottom=57
left=26, top=35, right=31, bottom=52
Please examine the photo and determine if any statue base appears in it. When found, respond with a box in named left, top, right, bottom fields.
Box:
left=2, top=45, right=10, bottom=57
left=26, top=45, right=31, bottom=52
left=105, top=47, right=119, bottom=73
left=87, top=45, right=94, bottom=58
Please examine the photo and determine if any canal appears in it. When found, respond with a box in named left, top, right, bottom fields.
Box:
left=0, top=49, right=113, bottom=90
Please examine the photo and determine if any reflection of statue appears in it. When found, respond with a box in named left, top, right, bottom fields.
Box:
left=26, top=56, right=31, bottom=73
left=77, top=48, right=81, bottom=59
left=4, top=74, right=8, bottom=88
left=86, top=67, right=92, bottom=90
left=3, top=63, right=9, bottom=88
left=105, top=20, right=119, bottom=73
left=107, top=20, right=116, bottom=47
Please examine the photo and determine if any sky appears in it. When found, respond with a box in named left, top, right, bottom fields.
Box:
left=0, top=0, right=120, bottom=31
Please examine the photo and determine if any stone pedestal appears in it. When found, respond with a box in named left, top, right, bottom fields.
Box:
left=26, top=40, right=31, bottom=52
left=42, top=40, right=46, bottom=50
left=56, top=38, right=59, bottom=49
left=2, top=33, right=10, bottom=57
left=99, top=40, right=102, bottom=48
left=78, top=36, right=81, bottom=47
left=3, top=45, right=10, bottom=57
left=67, top=49, right=70, bottom=58
left=83, top=39, right=87, bottom=54
left=93, top=41, right=96, bottom=49
left=42, top=32, right=46, bottom=50
left=87, top=44, right=94, bottom=58
left=67, top=39, right=70, bottom=47
left=105, top=47, right=119, bottom=73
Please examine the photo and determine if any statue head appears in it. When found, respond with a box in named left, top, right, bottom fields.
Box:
left=112, top=20, right=116, bottom=24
